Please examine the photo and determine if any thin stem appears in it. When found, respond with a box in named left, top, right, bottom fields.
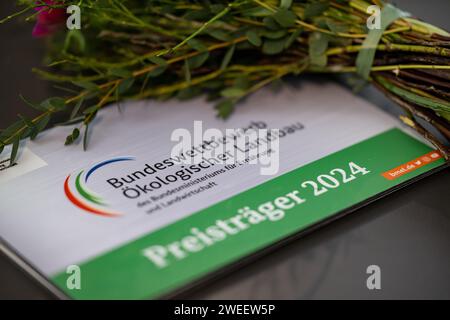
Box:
left=326, top=43, right=450, bottom=57
left=319, top=64, right=450, bottom=73
left=165, top=3, right=235, bottom=55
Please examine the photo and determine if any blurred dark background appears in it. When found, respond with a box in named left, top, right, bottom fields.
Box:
left=0, top=1, right=449, bottom=299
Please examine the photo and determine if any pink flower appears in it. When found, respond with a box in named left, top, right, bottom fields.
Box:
left=32, top=0, right=67, bottom=37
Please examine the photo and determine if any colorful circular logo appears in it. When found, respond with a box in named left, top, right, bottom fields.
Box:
left=64, top=157, right=135, bottom=217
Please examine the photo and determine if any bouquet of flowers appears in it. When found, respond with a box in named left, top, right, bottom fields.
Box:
left=1, top=0, right=449, bottom=164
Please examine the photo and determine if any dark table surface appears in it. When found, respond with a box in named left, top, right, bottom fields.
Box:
left=1, top=1, right=449, bottom=299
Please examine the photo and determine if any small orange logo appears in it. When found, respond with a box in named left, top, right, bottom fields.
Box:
left=382, top=151, right=442, bottom=181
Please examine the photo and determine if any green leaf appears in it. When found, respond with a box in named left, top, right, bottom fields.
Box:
left=82, top=105, right=99, bottom=115
left=19, top=94, right=45, bottom=111
left=72, top=81, right=98, bottom=91
left=177, top=87, right=201, bottom=100
left=72, top=128, right=80, bottom=140
left=304, top=1, right=329, bottom=20
left=215, top=99, right=234, bottom=119
left=309, top=32, right=329, bottom=67
left=21, top=126, right=35, bottom=140
left=207, top=29, right=231, bottom=41
left=31, top=114, right=51, bottom=140
left=109, top=68, right=132, bottom=78
left=377, top=76, right=450, bottom=114
left=118, top=78, right=135, bottom=94
left=356, top=4, right=410, bottom=80
left=148, top=56, right=168, bottom=67
left=70, top=98, right=84, bottom=120
left=40, top=97, right=66, bottom=111
left=184, top=59, right=191, bottom=84
left=262, top=38, right=287, bottom=55
left=285, top=28, right=302, bottom=49
left=326, top=20, right=349, bottom=34
left=0, top=120, right=24, bottom=140
left=184, top=9, right=210, bottom=21
left=234, top=76, right=250, bottom=90
left=246, top=29, right=262, bottom=46
left=221, top=87, right=245, bottom=98
left=65, top=128, right=80, bottom=145
left=263, top=16, right=280, bottom=31
left=280, top=0, right=293, bottom=9
left=221, top=44, right=235, bottom=70
left=114, top=87, right=122, bottom=113
left=64, top=29, right=86, bottom=53
left=272, top=9, right=297, bottom=28
left=261, top=29, right=287, bottom=39
left=187, top=52, right=210, bottom=69
left=10, top=136, right=19, bottom=166
left=242, top=7, right=272, bottom=18
left=18, top=114, right=34, bottom=128
left=147, top=65, right=167, bottom=77
left=187, top=39, right=207, bottom=52
left=83, top=124, right=90, bottom=151
left=439, top=111, right=450, bottom=122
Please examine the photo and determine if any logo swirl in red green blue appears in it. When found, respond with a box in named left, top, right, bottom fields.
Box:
left=64, top=157, right=135, bottom=217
